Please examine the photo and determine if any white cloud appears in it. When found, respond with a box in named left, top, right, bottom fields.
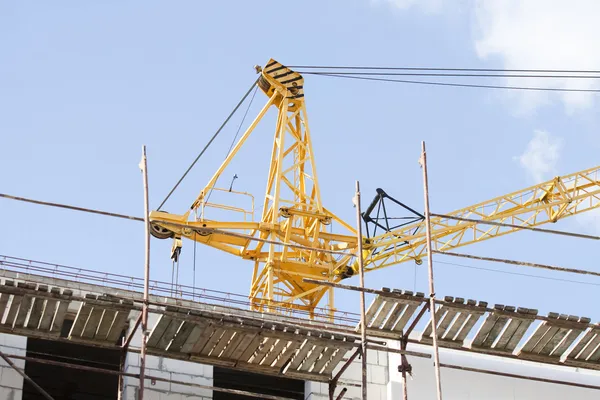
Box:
left=379, top=0, right=600, bottom=112
left=474, top=1, right=600, bottom=113
left=516, top=130, right=562, bottom=182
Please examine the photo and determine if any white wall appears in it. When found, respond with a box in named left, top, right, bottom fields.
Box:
left=388, top=341, right=600, bottom=400
left=305, top=348, right=389, bottom=400
left=0, top=333, right=26, bottom=400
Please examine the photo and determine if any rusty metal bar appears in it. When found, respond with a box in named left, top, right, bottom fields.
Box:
left=354, top=181, right=368, bottom=400
left=5, top=353, right=296, bottom=400
left=404, top=302, right=430, bottom=339
left=434, top=250, right=600, bottom=278
left=400, top=340, right=410, bottom=400
left=431, top=213, right=600, bottom=241
left=329, top=347, right=361, bottom=400
left=0, top=193, right=144, bottom=222
left=365, top=345, right=431, bottom=359
left=122, top=313, right=142, bottom=351
left=439, top=363, right=600, bottom=391
left=140, top=145, right=150, bottom=399
left=0, top=349, right=54, bottom=400
left=420, top=141, right=443, bottom=400
left=119, top=313, right=142, bottom=400
left=335, top=388, right=348, bottom=400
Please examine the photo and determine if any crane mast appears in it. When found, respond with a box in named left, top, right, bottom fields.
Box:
left=149, top=59, right=600, bottom=318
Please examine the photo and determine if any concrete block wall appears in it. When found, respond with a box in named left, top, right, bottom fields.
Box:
left=0, top=333, right=26, bottom=400
left=305, top=349, right=389, bottom=400
left=122, top=313, right=213, bottom=400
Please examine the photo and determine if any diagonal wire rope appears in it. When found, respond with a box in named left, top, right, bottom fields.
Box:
left=157, top=78, right=259, bottom=211
left=298, top=71, right=600, bottom=79
left=204, top=84, right=259, bottom=205
left=290, top=65, right=600, bottom=73
left=303, top=73, right=600, bottom=93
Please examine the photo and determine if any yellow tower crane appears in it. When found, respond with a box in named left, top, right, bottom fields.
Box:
left=149, top=59, right=600, bottom=318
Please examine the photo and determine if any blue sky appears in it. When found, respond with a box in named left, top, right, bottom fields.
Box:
left=1, top=1, right=599, bottom=323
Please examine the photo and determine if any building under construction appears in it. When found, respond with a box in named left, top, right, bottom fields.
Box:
left=1, top=60, right=600, bottom=399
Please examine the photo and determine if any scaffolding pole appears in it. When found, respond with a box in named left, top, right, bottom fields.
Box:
left=0, top=349, right=54, bottom=400
left=354, top=181, right=368, bottom=400
left=420, top=141, right=443, bottom=400
left=140, top=145, right=151, bottom=399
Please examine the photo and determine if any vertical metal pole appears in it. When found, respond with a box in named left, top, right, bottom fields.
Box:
left=354, top=181, right=368, bottom=400
left=140, top=145, right=151, bottom=400
left=400, top=340, right=409, bottom=400
left=420, top=141, right=443, bottom=400
left=0, top=350, right=55, bottom=400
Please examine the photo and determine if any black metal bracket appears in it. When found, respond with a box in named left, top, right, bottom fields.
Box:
left=362, top=188, right=424, bottom=237
left=361, top=189, right=424, bottom=258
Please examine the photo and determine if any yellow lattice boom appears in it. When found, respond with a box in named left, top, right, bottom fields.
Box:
left=358, top=166, right=600, bottom=272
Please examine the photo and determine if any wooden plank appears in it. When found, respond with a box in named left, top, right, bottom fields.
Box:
left=455, top=301, right=488, bottom=343
left=444, top=311, right=469, bottom=342
left=168, top=321, right=197, bottom=352
left=69, top=295, right=96, bottom=338
left=0, top=294, right=10, bottom=325
left=382, top=302, right=407, bottom=330
left=567, top=329, right=597, bottom=360
left=298, top=344, right=325, bottom=372
left=273, top=340, right=302, bottom=369
left=210, top=329, right=236, bottom=357
left=27, top=285, right=48, bottom=329
left=541, top=315, right=573, bottom=356
left=519, top=322, right=553, bottom=353
left=106, top=308, right=129, bottom=343
left=51, top=289, right=72, bottom=333
left=530, top=314, right=565, bottom=354
left=311, top=346, right=336, bottom=374
left=180, top=322, right=209, bottom=354
left=219, top=330, right=246, bottom=359
left=370, top=300, right=395, bottom=329
left=472, top=305, right=503, bottom=347
left=0, top=281, right=14, bottom=324
left=250, top=337, right=275, bottom=363
left=14, top=283, right=36, bottom=329
left=482, top=309, right=512, bottom=348
left=231, top=333, right=259, bottom=361
left=5, top=283, right=26, bottom=327
left=364, top=297, right=385, bottom=327
left=588, top=342, right=600, bottom=362
left=238, top=335, right=265, bottom=363
left=494, top=319, right=522, bottom=350
left=504, top=309, right=537, bottom=352
left=437, top=308, right=460, bottom=339
left=287, top=340, right=312, bottom=371
left=392, top=303, right=419, bottom=332
left=554, top=318, right=588, bottom=357
left=191, top=324, right=218, bottom=354
left=200, top=327, right=226, bottom=356
left=576, top=332, right=600, bottom=360
left=82, top=306, right=104, bottom=339
left=95, top=309, right=117, bottom=340
left=421, top=305, right=447, bottom=338
left=261, top=338, right=289, bottom=366
left=321, top=347, right=350, bottom=375
left=147, top=314, right=174, bottom=348
left=156, top=318, right=183, bottom=351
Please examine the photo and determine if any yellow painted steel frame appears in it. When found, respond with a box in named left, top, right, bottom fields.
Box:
left=150, top=59, right=358, bottom=317
left=149, top=58, right=600, bottom=318
left=356, top=166, right=600, bottom=272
